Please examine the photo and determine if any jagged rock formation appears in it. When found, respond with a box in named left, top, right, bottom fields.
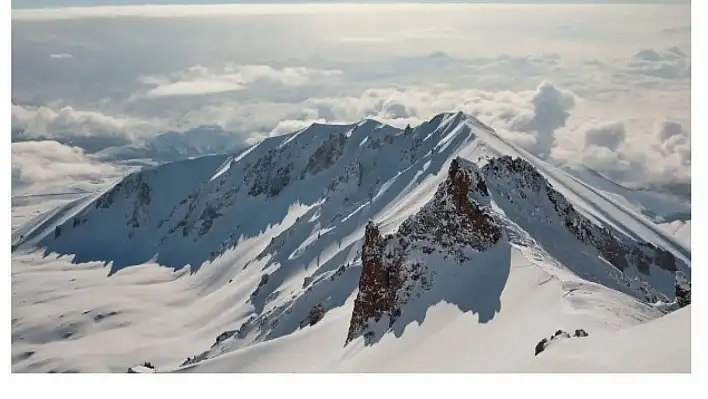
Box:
left=17, top=112, right=689, bottom=371
left=346, top=155, right=685, bottom=345
left=346, top=222, right=400, bottom=344
left=346, top=159, right=503, bottom=344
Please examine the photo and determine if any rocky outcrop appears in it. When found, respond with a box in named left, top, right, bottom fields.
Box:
left=94, top=172, right=151, bottom=216
left=52, top=170, right=153, bottom=240
left=246, top=148, right=294, bottom=198
left=347, top=155, right=685, bottom=346
left=346, top=222, right=399, bottom=344
left=251, top=274, right=270, bottom=298
left=304, top=132, right=348, bottom=177
left=126, top=175, right=152, bottom=230
left=535, top=329, right=589, bottom=356
left=675, top=272, right=691, bottom=308
left=346, top=159, right=503, bottom=345
left=301, top=303, right=326, bottom=328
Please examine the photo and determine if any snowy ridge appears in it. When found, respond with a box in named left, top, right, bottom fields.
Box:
left=560, top=163, right=690, bottom=226
left=342, top=154, right=687, bottom=345
left=11, top=111, right=690, bottom=372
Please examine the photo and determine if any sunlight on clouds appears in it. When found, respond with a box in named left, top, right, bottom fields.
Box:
left=138, top=64, right=343, bottom=98
left=11, top=141, right=128, bottom=196
left=10, top=3, right=690, bottom=191
left=11, top=104, right=155, bottom=144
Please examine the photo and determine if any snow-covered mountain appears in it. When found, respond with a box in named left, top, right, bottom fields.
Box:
left=11, top=112, right=690, bottom=373
left=93, top=124, right=249, bottom=166
left=559, top=163, right=690, bottom=225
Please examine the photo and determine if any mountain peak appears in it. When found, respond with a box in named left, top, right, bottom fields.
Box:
left=13, top=110, right=690, bottom=372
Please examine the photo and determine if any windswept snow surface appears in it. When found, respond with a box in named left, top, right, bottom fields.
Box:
left=560, top=163, right=691, bottom=253
left=11, top=112, right=690, bottom=373
left=559, top=163, right=690, bottom=225
left=516, top=305, right=691, bottom=373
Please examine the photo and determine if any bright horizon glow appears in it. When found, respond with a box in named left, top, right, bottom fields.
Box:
left=10, top=0, right=693, bottom=10
left=10, top=1, right=691, bottom=18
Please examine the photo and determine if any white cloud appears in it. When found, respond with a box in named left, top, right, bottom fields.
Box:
left=509, top=81, right=576, bottom=158
left=658, top=119, right=684, bottom=141
left=623, top=47, right=690, bottom=80
left=582, top=121, right=627, bottom=151
left=10, top=3, right=690, bottom=191
left=11, top=141, right=128, bottom=196
left=12, top=104, right=150, bottom=140
left=550, top=117, right=690, bottom=188
left=50, top=53, right=73, bottom=59
left=11, top=104, right=162, bottom=152
left=656, top=120, right=690, bottom=163
left=138, top=64, right=342, bottom=98
left=268, top=118, right=327, bottom=139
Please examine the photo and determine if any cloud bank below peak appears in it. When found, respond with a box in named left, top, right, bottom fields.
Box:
left=11, top=3, right=690, bottom=196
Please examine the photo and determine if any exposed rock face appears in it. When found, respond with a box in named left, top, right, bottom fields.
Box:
left=304, top=132, right=348, bottom=177
left=573, top=329, right=589, bottom=337
left=347, top=155, right=685, bottom=345
left=346, top=222, right=401, bottom=344
left=251, top=274, right=270, bottom=298
left=49, top=170, right=154, bottom=240
left=675, top=272, right=691, bottom=308
left=535, top=329, right=589, bottom=356
left=483, top=156, right=677, bottom=275
left=301, top=303, right=326, bottom=328
left=346, top=159, right=503, bottom=345
left=245, top=147, right=294, bottom=198
left=95, top=172, right=151, bottom=215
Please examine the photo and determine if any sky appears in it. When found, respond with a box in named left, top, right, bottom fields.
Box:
left=10, top=2, right=691, bottom=196
left=10, top=1, right=694, bottom=10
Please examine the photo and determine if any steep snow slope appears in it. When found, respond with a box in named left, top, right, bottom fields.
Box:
left=559, top=163, right=690, bottom=225
left=659, top=220, right=691, bottom=251
left=559, top=163, right=691, bottom=254
left=176, top=248, right=668, bottom=373
left=11, top=112, right=690, bottom=373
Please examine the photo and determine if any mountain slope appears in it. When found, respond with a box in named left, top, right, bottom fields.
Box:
left=559, top=163, right=690, bottom=232
left=11, top=112, right=690, bottom=373
left=515, top=305, right=691, bottom=373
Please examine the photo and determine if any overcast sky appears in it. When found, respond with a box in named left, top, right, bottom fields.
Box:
left=11, top=2, right=691, bottom=195
left=12, top=0, right=692, bottom=9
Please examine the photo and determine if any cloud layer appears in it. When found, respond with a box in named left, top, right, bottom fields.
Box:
left=12, top=141, right=128, bottom=196
left=11, top=3, right=691, bottom=193
left=137, top=64, right=342, bottom=98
